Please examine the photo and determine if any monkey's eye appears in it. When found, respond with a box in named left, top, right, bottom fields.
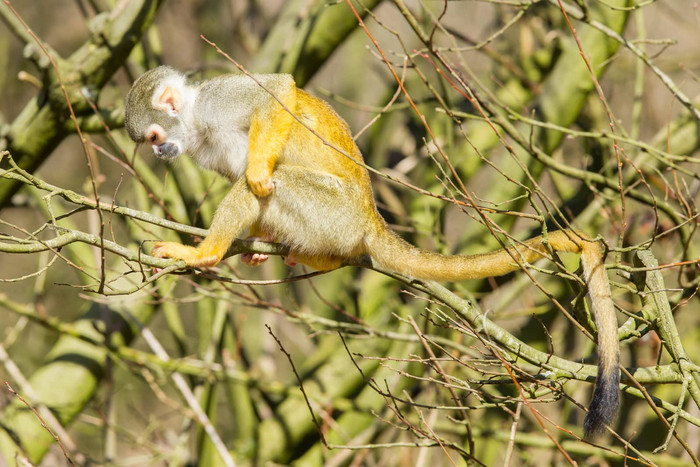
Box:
left=145, top=124, right=166, bottom=145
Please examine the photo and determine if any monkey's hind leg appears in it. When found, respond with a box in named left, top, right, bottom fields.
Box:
left=239, top=226, right=344, bottom=270
left=283, top=252, right=343, bottom=270
left=152, top=178, right=261, bottom=268
left=258, top=165, right=368, bottom=264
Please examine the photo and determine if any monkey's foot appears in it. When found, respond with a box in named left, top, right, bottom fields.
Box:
left=246, top=169, right=274, bottom=197
left=152, top=241, right=222, bottom=268
left=241, top=252, right=269, bottom=266
left=241, top=235, right=273, bottom=266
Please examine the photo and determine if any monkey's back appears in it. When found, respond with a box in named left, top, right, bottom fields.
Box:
left=283, top=90, right=380, bottom=219
left=284, top=92, right=366, bottom=178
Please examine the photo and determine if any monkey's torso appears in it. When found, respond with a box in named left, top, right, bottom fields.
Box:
left=187, top=76, right=380, bottom=262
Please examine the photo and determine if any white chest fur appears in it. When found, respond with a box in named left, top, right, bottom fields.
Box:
left=188, top=124, right=249, bottom=180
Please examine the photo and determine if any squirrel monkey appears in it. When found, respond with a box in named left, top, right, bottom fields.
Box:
left=125, top=66, right=619, bottom=438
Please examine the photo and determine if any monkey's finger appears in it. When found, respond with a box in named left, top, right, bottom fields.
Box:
left=246, top=170, right=275, bottom=197
left=251, top=180, right=274, bottom=197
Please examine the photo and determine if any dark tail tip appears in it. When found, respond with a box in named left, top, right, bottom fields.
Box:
left=583, top=369, right=620, bottom=440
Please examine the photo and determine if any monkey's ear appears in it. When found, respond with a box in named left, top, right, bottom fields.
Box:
left=155, top=86, right=182, bottom=114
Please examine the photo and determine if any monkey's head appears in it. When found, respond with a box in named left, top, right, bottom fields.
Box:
left=125, top=66, right=194, bottom=160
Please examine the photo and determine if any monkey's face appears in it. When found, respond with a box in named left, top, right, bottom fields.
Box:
left=124, top=66, right=193, bottom=161
left=144, top=122, right=184, bottom=160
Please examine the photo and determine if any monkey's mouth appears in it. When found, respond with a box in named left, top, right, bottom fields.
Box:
left=153, top=142, right=181, bottom=159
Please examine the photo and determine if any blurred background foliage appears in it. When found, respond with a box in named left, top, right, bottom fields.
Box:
left=0, top=0, right=699, bottom=465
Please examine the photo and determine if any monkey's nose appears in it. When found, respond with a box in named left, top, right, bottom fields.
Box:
left=154, top=142, right=180, bottom=159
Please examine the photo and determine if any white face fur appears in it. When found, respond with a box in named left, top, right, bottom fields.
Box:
left=146, top=78, right=198, bottom=161
left=148, top=74, right=250, bottom=181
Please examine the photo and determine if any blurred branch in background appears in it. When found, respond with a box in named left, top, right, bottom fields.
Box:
left=0, top=0, right=698, bottom=465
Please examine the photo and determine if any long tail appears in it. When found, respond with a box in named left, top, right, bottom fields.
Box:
left=579, top=240, right=620, bottom=439
left=365, top=226, right=619, bottom=437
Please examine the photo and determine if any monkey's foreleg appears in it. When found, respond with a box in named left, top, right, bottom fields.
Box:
left=245, top=85, right=297, bottom=197
left=152, top=178, right=261, bottom=267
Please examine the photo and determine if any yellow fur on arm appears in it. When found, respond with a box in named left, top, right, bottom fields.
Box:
left=245, top=87, right=297, bottom=197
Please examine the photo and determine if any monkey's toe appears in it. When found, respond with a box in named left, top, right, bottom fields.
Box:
left=151, top=242, right=222, bottom=268
left=241, top=252, right=269, bottom=266
left=152, top=241, right=181, bottom=258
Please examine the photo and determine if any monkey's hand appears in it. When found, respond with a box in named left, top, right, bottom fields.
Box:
left=152, top=241, right=223, bottom=268
left=245, top=165, right=274, bottom=197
